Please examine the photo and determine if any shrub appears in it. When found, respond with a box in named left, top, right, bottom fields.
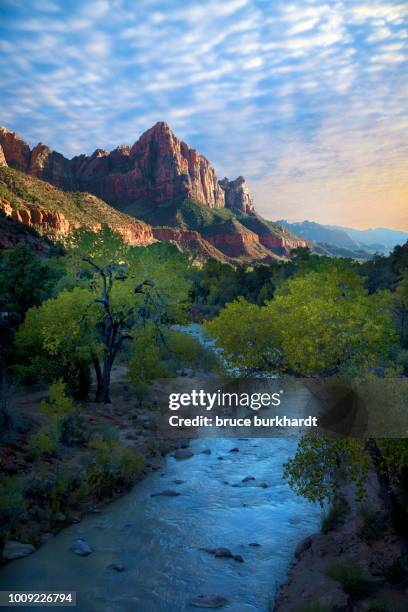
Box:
left=28, top=425, right=59, bottom=458
left=358, top=508, right=389, bottom=544
left=28, top=381, right=80, bottom=457
left=321, top=496, right=349, bottom=534
left=128, top=323, right=221, bottom=399
left=327, top=559, right=370, bottom=596
left=0, top=475, right=24, bottom=544
left=82, top=439, right=143, bottom=500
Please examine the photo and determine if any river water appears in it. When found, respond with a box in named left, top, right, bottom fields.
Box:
left=0, top=326, right=321, bottom=611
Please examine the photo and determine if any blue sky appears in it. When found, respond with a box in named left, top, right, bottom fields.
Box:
left=1, top=0, right=407, bottom=229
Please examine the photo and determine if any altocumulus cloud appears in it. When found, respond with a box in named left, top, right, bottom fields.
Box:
left=0, top=0, right=407, bottom=229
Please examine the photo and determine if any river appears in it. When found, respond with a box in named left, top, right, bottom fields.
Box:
left=0, top=326, right=321, bottom=611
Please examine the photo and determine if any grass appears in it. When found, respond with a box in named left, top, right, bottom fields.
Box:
left=327, top=559, right=370, bottom=597
left=358, top=507, right=389, bottom=544
left=0, top=167, right=146, bottom=230
left=321, top=496, right=349, bottom=534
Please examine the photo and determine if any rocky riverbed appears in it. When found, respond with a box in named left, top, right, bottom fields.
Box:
left=0, top=437, right=321, bottom=611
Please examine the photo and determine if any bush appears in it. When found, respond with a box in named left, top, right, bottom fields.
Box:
left=321, top=496, right=349, bottom=534
left=81, top=439, right=143, bottom=500
left=358, top=508, right=389, bottom=544
left=128, top=323, right=220, bottom=399
left=28, top=381, right=80, bottom=458
left=28, top=425, right=59, bottom=459
left=0, top=475, right=24, bottom=544
left=327, top=559, right=370, bottom=596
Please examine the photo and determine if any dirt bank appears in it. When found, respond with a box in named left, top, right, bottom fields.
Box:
left=275, top=473, right=408, bottom=611
left=0, top=366, right=183, bottom=564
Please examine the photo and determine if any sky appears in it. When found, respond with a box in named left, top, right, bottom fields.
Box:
left=0, top=0, right=407, bottom=230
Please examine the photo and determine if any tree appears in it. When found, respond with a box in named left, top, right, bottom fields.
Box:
left=206, top=264, right=408, bottom=545
left=16, top=230, right=193, bottom=402
left=206, top=266, right=397, bottom=377
left=0, top=244, right=63, bottom=364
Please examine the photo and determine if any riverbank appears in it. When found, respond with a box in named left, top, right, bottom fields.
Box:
left=274, top=472, right=408, bottom=611
left=0, top=436, right=321, bottom=611
left=0, top=366, right=183, bottom=564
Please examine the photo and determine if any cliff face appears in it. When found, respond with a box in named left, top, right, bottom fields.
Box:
left=0, top=123, right=242, bottom=211
left=0, top=167, right=155, bottom=248
left=219, top=176, right=255, bottom=214
left=0, top=124, right=310, bottom=261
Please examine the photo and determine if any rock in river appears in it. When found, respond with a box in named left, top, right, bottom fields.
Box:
left=2, top=541, right=36, bottom=560
left=151, top=490, right=180, bottom=497
left=70, top=538, right=93, bottom=556
left=200, top=547, right=244, bottom=562
left=174, top=449, right=193, bottom=460
left=188, top=594, right=228, bottom=608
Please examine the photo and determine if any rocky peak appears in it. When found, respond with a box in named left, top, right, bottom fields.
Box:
left=219, top=176, right=255, bottom=214
left=28, top=142, right=52, bottom=176
left=0, top=127, right=31, bottom=172
left=0, top=145, right=7, bottom=167
left=0, top=122, right=255, bottom=214
left=128, top=121, right=226, bottom=208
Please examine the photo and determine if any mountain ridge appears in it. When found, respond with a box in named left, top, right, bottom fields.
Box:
left=0, top=123, right=308, bottom=261
left=279, top=220, right=408, bottom=257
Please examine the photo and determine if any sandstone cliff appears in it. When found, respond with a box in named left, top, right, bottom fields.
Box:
left=0, top=167, right=154, bottom=247
left=0, top=123, right=309, bottom=261
left=0, top=123, right=250, bottom=212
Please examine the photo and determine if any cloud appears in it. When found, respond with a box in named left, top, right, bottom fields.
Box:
left=0, top=0, right=407, bottom=229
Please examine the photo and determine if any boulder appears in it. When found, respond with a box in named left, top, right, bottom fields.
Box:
left=70, top=538, right=93, bottom=556
left=151, top=490, right=180, bottom=497
left=2, top=541, right=36, bottom=560
left=174, top=449, right=194, bottom=460
left=188, top=594, right=228, bottom=608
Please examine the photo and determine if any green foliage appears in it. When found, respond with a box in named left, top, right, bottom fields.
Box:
left=0, top=244, right=63, bottom=362
left=28, top=381, right=77, bottom=458
left=327, top=559, right=369, bottom=596
left=15, top=288, right=97, bottom=396
left=82, top=439, right=144, bottom=499
left=128, top=323, right=220, bottom=397
left=0, top=475, right=24, bottom=543
left=266, top=267, right=397, bottom=376
left=360, top=241, right=408, bottom=293
left=206, top=266, right=398, bottom=377
left=205, top=298, right=278, bottom=374
left=321, top=496, right=349, bottom=533
left=283, top=436, right=370, bottom=505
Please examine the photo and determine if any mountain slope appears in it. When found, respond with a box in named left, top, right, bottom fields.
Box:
left=0, top=167, right=154, bottom=246
left=0, top=123, right=309, bottom=261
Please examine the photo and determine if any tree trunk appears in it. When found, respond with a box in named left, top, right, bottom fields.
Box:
left=101, top=352, right=111, bottom=403
left=92, top=356, right=103, bottom=402
left=366, top=438, right=408, bottom=554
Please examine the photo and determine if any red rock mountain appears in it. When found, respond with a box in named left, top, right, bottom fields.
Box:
left=0, top=123, right=308, bottom=261
left=0, top=122, right=254, bottom=213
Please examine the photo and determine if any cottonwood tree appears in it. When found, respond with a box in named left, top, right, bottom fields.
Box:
left=16, top=229, right=192, bottom=403
left=206, top=264, right=408, bottom=547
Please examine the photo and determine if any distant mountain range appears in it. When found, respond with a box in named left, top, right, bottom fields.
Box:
left=278, top=220, right=408, bottom=259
